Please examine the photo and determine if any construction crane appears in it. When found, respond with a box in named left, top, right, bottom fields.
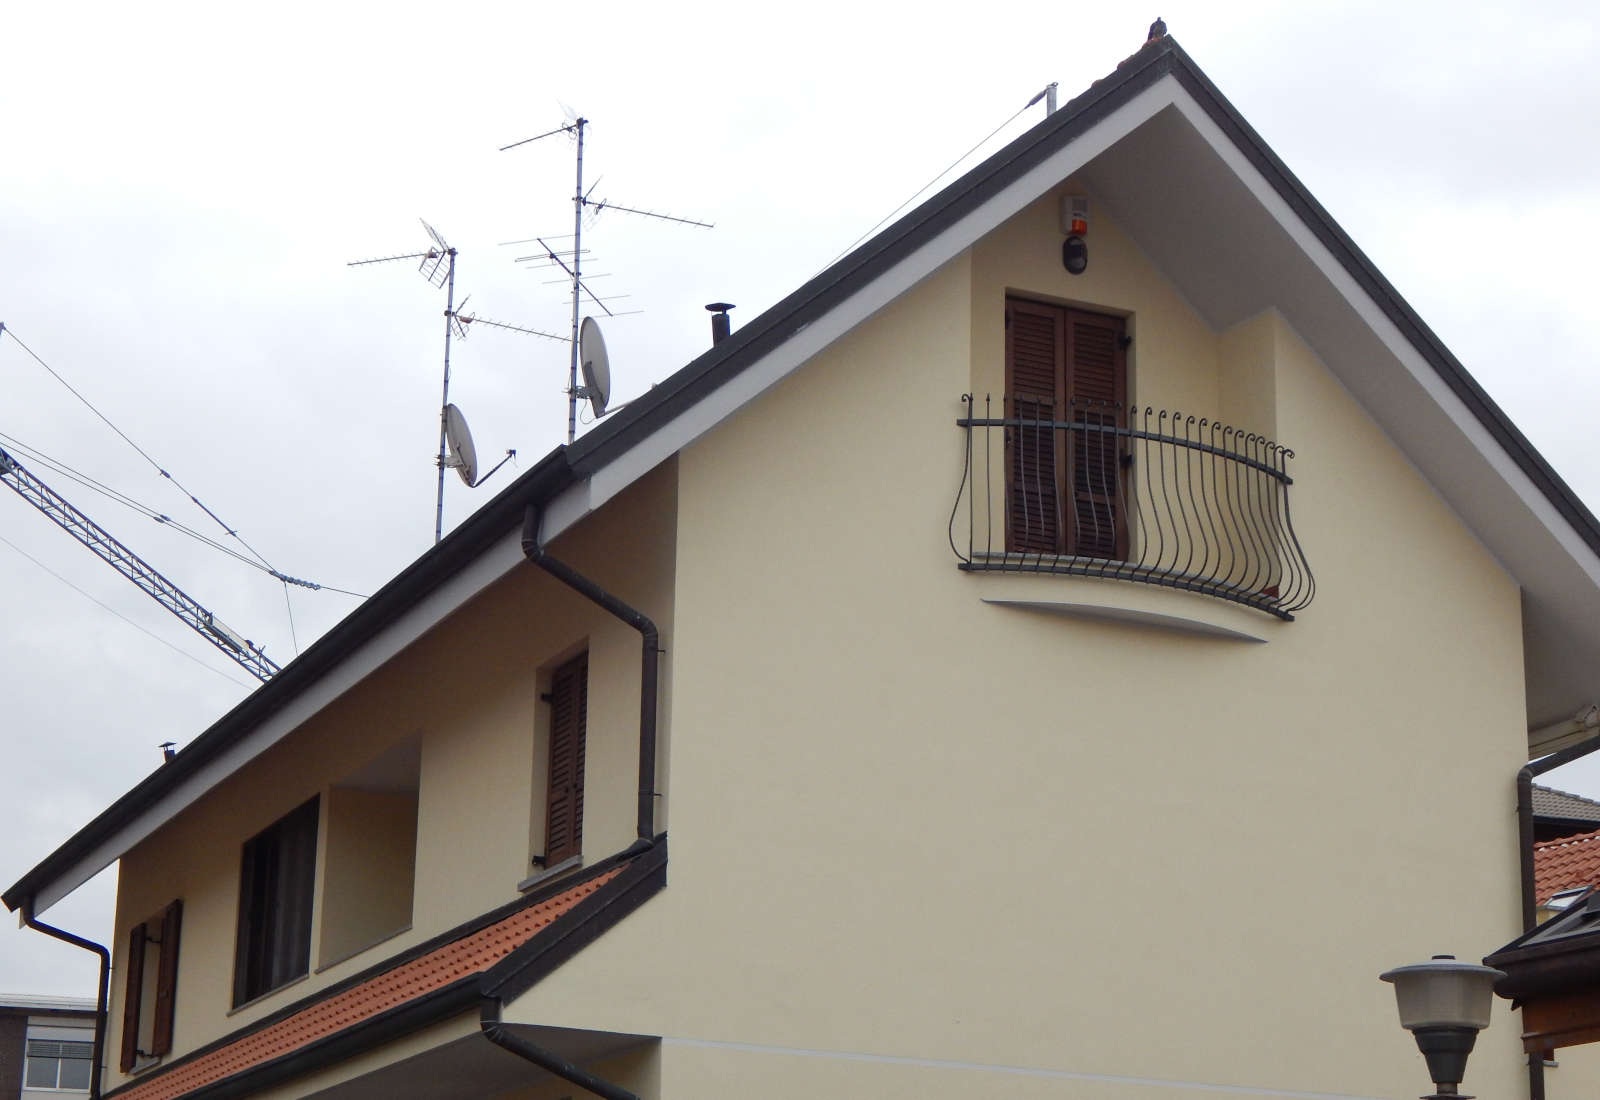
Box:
left=0, top=445, right=279, bottom=682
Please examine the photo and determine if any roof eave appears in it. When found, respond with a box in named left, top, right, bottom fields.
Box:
left=3, top=447, right=577, bottom=913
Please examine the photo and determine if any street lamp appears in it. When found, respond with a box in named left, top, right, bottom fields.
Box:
left=1380, top=955, right=1506, bottom=1100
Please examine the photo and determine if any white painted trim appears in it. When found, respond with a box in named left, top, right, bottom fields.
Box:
left=662, top=1036, right=1385, bottom=1100
left=585, top=83, right=1183, bottom=514
left=1166, top=90, right=1600, bottom=592
left=981, top=597, right=1267, bottom=642
left=33, top=527, right=533, bottom=915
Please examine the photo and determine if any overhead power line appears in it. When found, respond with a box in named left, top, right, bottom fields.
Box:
left=0, top=327, right=367, bottom=600
left=0, top=531, right=255, bottom=691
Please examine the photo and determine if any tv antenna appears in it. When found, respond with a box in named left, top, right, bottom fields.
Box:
left=349, top=220, right=518, bottom=544
left=500, top=116, right=713, bottom=443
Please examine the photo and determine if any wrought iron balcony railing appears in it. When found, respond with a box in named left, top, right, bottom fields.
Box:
left=950, top=395, right=1315, bottom=619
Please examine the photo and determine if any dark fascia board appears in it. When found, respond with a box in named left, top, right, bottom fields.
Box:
left=1151, top=41, right=1600, bottom=555
left=96, top=839, right=664, bottom=1100
left=2, top=449, right=575, bottom=913
left=481, top=834, right=667, bottom=1003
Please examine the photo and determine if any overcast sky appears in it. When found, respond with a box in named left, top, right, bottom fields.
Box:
left=4, top=1, right=1599, bottom=996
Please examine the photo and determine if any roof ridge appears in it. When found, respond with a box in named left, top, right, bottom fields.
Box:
left=1536, top=826, right=1600, bottom=851
left=1533, top=782, right=1600, bottom=806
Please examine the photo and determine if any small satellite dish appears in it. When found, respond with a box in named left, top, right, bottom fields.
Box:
left=443, top=403, right=479, bottom=487
left=578, top=316, right=612, bottom=418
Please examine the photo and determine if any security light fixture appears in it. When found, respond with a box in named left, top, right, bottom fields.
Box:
left=1380, top=955, right=1505, bottom=1100
left=1063, top=235, right=1088, bottom=274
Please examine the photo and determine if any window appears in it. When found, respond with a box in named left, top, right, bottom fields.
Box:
left=538, top=652, right=588, bottom=869
left=233, top=796, right=319, bottom=1006
left=118, top=899, right=181, bottom=1072
left=1005, top=296, right=1129, bottom=558
left=26, top=1038, right=93, bottom=1091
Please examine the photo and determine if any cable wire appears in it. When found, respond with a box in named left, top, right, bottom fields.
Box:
left=818, top=97, right=1037, bottom=274
left=0, top=531, right=255, bottom=690
left=2, top=325, right=289, bottom=579
left=0, top=429, right=369, bottom=599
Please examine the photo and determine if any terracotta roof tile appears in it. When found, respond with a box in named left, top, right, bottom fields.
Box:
left=117, top=865, right=626, bottom=1100
left=1534, top=827, right=1600, bottom=905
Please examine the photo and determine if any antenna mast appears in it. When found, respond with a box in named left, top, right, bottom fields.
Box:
left=0, top=446, right=280, bottom=681
left=567, top=118, right=587, bottom=445
left=500, top=116, right=712, bottom=443
left=349, top=222, right=461, bottom=544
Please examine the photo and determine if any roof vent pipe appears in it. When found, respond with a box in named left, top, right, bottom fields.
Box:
left=706, top=302, right=734, bottom=346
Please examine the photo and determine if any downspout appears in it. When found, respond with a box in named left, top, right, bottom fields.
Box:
left=21, top=897, right=110, bottom=1099
left=1513, top=714, right=1600, bottom=1100
left=521, top=504, right=660, bottom=841
left=480, top=1001, right=642, bottom=1100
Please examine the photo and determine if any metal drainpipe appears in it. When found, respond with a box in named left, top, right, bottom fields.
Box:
left=521, top=503, right=660, bottom=841
left=21, top=898, right=110, bottom=1099
left=481, top=1002, right=642, bottom=1100
left=1514, top=728, right=1600, bottom=1100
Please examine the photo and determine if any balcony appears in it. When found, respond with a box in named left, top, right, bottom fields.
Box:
left=950, top=395, right=1315, bottom=620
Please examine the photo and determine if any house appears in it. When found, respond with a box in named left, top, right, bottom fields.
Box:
left=9, top=28, right=1600, bottom=1100
left=1534, top=785, right=1600, bottom=843
left=0, top=994, right=97, bottom=1098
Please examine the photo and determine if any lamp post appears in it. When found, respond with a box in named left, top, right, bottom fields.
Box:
left=1380, top=955, right=1506, bottom=1100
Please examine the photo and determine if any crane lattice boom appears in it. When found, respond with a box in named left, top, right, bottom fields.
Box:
left=0, top=446, right=279, bottom=682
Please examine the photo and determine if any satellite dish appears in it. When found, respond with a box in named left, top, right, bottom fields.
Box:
left=443, top=403, right=479, bottom=487
left=578, top=316, right=611, bottom=418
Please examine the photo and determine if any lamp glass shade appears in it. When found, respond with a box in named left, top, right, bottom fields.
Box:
left=1380, top=957, right=1505, bottom=1031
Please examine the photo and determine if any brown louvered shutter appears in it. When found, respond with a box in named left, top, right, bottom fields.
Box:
left=544, top=652, right=589, bottom=866
left=1005, top=298, right=1064, bottom=553
left=151, top=899, right=182, bottom=1056
left=1063, top=309, right=1128, bottom=559
left=119, top=922, right=146, bottom=1072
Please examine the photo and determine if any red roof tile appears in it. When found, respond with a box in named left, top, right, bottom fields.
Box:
left=117, top=865, right=626, bottom=1100
left=1534, top=827, right=1600, bottom=905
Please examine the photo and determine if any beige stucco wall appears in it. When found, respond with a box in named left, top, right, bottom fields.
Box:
left=104, top=460, right=677, bottom=1087
left=318, top=786, right=418, bottom=965
left=502, top=199, right=1531, bottom=1100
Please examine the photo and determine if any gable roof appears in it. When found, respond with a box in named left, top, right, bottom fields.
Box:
left=1535, top=828, right=1600, bottom=907
left=1533, top=784, right=1600, bottom=828
left=11, top=35, right=1600, bottom=916
left=103, top=842, right=665, bottom=1100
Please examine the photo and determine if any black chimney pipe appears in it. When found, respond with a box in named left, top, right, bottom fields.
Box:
left=705, top=302, right=734, bottom=346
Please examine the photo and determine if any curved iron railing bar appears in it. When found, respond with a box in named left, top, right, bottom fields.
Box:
left=949, top=394, right=975, bottom=562
left=952, top=398, right=1314, bottom=620
left=957, top=416, right=1293, bottom=481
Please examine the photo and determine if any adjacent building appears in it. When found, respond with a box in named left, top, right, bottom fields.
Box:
left=0, top=995, right=96, bottom=1099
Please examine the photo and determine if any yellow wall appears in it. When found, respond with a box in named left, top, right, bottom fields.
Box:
left=318, top=786, right=418, bottom=965
left=506, top=196, right=1530, bottom=1100
left=104, top=460, right=677, bottom=1087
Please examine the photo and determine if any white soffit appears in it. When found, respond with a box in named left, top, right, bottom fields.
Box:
left=32, top=527, right=532, bottom=915
left=1158, top=91, right=1600, bottom=723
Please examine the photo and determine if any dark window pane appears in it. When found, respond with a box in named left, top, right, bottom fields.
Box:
left=59, top=1055, right=92, bottom=1089
left=25, top=1056, right=59, bottom=1088
left=235, top=796, right=319, bottom=1005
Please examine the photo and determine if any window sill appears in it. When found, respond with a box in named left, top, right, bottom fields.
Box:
left=226, top=972, right=310, bottom=1017
left=315, top=923, right=412, bottom=974
left=516, top=854, right=583, bottom=893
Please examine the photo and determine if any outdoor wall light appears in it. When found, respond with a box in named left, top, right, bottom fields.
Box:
left=1380, top=955, right=1505, bottom=1100
left=1062, top=235, right=1088, bottom=274
left=1060, top=194, right=1089, bottom=275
